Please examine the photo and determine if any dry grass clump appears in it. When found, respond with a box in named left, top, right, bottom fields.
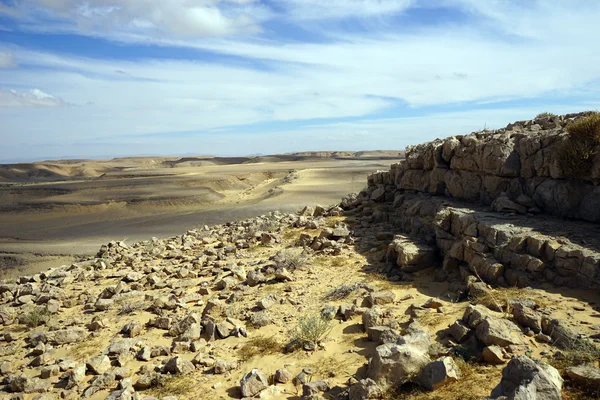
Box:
left=559, top=113, right=600, bottom=178
left=150, top=374, right=198, bottom=399
left=549, top=339, right=600, bottom=400
left=22, top=307, right=50, bottom=328
left=536, top=111, right=557, bottom=119
left=237, top=336, right=282, bottom=361
left=324, top=281, right=369, bottom=300
left=474, top=287, right=552, bottom=313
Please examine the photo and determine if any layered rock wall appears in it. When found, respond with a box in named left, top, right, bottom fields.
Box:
left=368, top=112, right=600, bottom=222
left=357, top=112, right=600, bottom=290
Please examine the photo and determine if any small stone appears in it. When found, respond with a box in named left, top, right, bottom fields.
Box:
left=482, top=345, right=505, bottom=365
left=275, top=369, right=292, bottom=383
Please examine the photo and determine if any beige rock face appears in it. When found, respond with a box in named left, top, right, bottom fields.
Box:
left=368, top=112, right=600, bottom=222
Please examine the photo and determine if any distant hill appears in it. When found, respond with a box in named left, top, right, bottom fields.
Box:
left=0, top=151, right=404, bottom=183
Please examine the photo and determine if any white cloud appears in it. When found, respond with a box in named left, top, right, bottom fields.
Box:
left=0, top=51, right=16, bottom=68
left=0, top=88, right=70, bottom=107
left=277, top=0, right=414, bottom=21
left=5, top=0, right=270, bottom=38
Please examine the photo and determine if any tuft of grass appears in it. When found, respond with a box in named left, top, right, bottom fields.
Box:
left=23, top=307, right=50, bottom=328
left=237, top=336, right=283, bottom=361
left=289, top=313, right=332, bottom=351
left=276, top=249, right=309, bottom=270
left=473, top=287, right=552, bottom=313
left=150, top=374, right=198, bottom=399
left=567, top=112, right=600, bottom=143
left=559, top=113, right=600, bottom=178
left=536, top=112, right=557, bottom=119
left=323, top=281, right=368, bottom=301
left=69, top=336, right=105, bottom=361
left=118, top=302, right=143, bottom=316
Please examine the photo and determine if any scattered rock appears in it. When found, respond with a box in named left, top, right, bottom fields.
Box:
left=240, top=369, right=268, bottom=397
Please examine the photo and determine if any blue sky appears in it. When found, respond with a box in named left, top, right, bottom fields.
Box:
left=1, top=0, right=600, bottom=162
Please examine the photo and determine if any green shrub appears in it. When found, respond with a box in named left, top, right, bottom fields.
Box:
left=559, top=113, right=600, bottom=178
left=23, top=307, right=50, bottom=328
left=288, top=313, right=332, bottom=351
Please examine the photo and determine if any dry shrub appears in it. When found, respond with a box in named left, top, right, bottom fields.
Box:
left=288, top=312, right=332, bottom=351
left=150, top=374, right=197, bottom=399
left=237, top=336, right=283, bottom=361
left=549, top=339, right=600, bottom=400
left=474, top=287, right=552, bottom=313
left=23, top=307, right=50, bottom=328
left=559, top=113, right=600, bottom=178
left=276, top=248, right=308, bottom=270
left=536, top=111, right=557, bottom=119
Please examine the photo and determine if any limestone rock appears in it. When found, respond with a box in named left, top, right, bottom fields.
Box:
left=416, top=356, right=460, bottom=391
left=490, top=356, right=562, bottom=400
left=86, top=355, right=111, bottom=375
left=367, top=342, right=430, bottom=388
left=163, top=356, right=195, bottom=375
left=348, top=378, right=384, bottom=400
left=240, top=369, right=268, bottom=397
left=566, top=365, right=600, bottom=387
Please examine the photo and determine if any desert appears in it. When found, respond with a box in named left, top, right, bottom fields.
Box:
left=0, top=113, right=599, bottom=400
left=0, top=152, right=402, bottom=279
left=2, top=1, right=600, bottom=399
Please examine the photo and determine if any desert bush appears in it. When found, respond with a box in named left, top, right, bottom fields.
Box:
left=567, top=112, right=600, bottom=143
left=23, top=307, right=50, bottom=328
left=558, top=113, right=600, bottom=178
left=275, top=249, right=308, bottom=270
left=237, top=336, right=282, bottom=361
left=289, top=312, right=332, bottom=350
left=323, top=281, right=369, bottom=300
left=150, top=374, right=196, bottom=398
left=549, top=338, right=600, bottom=399
left=550, top=337, right=600, bottom=371
left=536, top=111, right=556, bottom=119
left=118, top=302, right=142, bottom=315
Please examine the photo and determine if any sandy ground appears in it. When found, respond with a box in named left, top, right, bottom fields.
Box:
left=0, top=156, right=400, bottom=279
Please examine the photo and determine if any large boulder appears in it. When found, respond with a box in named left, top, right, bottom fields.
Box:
left=367, top=336, right=430, bottom=389
left=416, top=356, right=460, bottom=391
left=163, top=356, right=195, bottom=375
left=476, top=317, right=522, bottom=347
left=240, top=369, right=268, bottom=397
left=566, top=365, right=600, bottom=387
left=348, top=378, right=384, bottom=400
left=490, top=356, right=562, bottom=400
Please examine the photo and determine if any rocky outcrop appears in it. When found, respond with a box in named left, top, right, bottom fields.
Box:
left=368, top=112, right=600, bottom=222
